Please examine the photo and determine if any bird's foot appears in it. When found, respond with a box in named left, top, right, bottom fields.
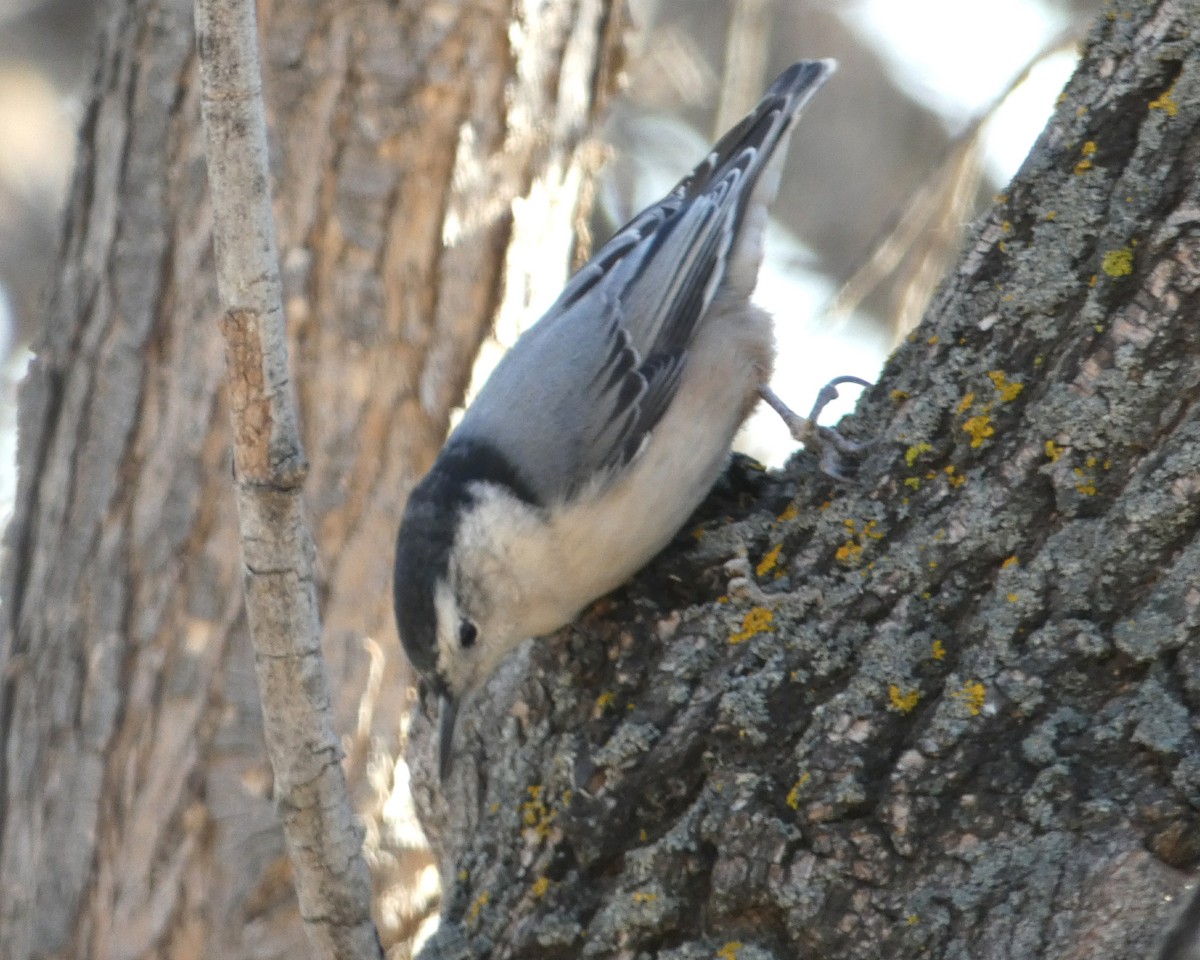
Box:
left=760, top=376, right=873, bottom=481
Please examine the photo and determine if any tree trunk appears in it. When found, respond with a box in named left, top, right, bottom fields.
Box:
left=0, top=0, right=624, bottom=956
left=413, top=2, right=1200, bottom=958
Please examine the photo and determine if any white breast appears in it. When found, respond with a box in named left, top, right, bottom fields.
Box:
left=494, top=295, right=776, bottom=640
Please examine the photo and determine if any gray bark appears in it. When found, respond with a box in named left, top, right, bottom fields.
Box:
left=0, top=0, right=624, bottom=956
left=413, top=1, right=1200, bottom=957
left=195, top=0, right=379, bottom=953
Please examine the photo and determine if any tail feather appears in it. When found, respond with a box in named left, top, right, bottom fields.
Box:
left=713, top=60, right=835, bottom=296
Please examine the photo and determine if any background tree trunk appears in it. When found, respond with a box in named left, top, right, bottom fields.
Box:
left=413, top=1, right=1200, bottom=957
left=0, top=0, right=624, bottom=956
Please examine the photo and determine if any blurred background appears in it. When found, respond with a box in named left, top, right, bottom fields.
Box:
left=0, top=0, right=1102, bottom=546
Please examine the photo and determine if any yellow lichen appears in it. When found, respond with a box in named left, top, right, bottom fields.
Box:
left=786, top=772, right=812, bottom=810
left=595, top=690, right=616, bottom=712
left=962, top=415, right=995, bottom=448
left=889, top=685, right=920, bottom=714
left=1001, top=555, right=1019, bottom=570
left=467, top=890, right=490, bottom=924
left=1044, top=439, right=1062, bottom=463
left=1074, top=140, right=1097, bottom=174
left=904, top=477, right=921, bottom=490
left=905, top=441, right=933, bottom=467
left=1045, top=211, right=1058, bottom=221
left=945, top=465, right=967, bottom=488
left=776, top=502, right=799, bottom=523
left=953, top=681, right=987, bottom=717
left=931, top=640, right=946, bottom=661
left=891, top=389, right=911, bottom=402
left=756, top=543, right=783, bottom=577
left=521, top=785, right=558, bottom=839
left=835, top=540, right=863, bottom=564
left=1102, top=247, right=1134, bottom=277
left=631, top=891, right=657, bottom=904
left=1007, top=592, right=1020, bottom=603
left=987, top=370, right=1024, bottom=402
left=927, top=334, right=940, bottom=345
left=956, top=392, right=976, bottom=415
left=531, top=876, right=550, bottom=899
left=730, top=606, right=773, bottom=644
left=1149, top=82, right=1179, bottom=116
left=717, top=942, right=744, bottom=960
left=834, top=518, right=873, bottom=564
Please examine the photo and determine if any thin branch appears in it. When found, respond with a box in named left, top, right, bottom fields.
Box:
left=193, top=0, right=382, bottom=957
left=713, top=0, right=774, bottom=137
left=823, top=29, right=1082, bottom=335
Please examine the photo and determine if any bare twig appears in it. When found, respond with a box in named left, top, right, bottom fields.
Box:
left=193, top=0, right=382, bottom=957
left=714, top=0, right=774, bottom=136
left=824, top=30, right=1081, bottom=337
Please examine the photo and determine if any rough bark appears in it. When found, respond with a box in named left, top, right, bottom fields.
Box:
left=0, top=0, right=623, bottom=957
left=413, top=2, right=1200, bottom=958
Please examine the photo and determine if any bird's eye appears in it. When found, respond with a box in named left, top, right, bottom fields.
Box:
left=458, top=619, right=478, bottom=649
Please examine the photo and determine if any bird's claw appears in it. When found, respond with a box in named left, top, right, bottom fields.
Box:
left=760, top=377, right=874, bottom=481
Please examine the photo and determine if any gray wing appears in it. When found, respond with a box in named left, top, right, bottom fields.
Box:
left=454, top=60, right=835, bottom=505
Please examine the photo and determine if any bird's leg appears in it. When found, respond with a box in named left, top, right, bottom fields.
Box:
left=759, top=376, right=873, bottom=480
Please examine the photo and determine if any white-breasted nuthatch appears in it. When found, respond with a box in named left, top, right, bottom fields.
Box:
left=394, top=59, right=865, bottom=779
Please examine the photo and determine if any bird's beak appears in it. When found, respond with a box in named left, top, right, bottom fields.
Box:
left=438, top=693, right=459, bottom=782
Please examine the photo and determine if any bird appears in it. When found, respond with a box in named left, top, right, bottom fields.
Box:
left=393, top=59, right=865, bottom=780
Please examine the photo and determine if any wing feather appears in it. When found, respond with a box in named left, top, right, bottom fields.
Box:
left=452, top=60, right=835, bottom=504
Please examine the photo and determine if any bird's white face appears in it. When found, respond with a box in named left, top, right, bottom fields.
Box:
left=426, top=523, right=562, bottom=779
left=431, top=483, right=582, bottom=699
left=431, top=574, right=514, bottom=701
